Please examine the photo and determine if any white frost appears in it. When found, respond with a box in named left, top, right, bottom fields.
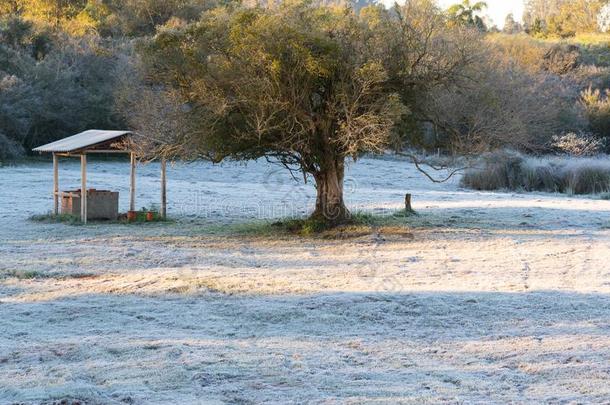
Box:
left=1, top=157, right=610, bottom=404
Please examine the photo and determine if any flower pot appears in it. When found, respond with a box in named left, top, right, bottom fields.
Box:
left=127, top=210, right=138, bottom=222
left=146, top=212, right=155, bottom=221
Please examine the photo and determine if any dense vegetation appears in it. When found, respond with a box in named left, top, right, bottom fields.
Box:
left=0, top=0, right=218, bottom=159
left=4, top=0, right=610, bottom=216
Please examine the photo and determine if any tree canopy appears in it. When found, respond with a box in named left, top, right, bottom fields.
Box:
left=447, top=0, right=487, bottom=32
left=140, top=0, right=478, bottom=222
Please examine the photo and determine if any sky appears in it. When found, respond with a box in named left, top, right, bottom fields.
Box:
left=436, top=0, right=525, bottom=27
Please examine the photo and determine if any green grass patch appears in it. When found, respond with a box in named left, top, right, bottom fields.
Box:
left=29, top=212, right=81, bottom=224
left=2, top=269, right=49, bottom=279
left=214, top=210, right=417, bottom=238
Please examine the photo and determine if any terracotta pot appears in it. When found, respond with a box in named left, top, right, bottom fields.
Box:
left=146, top=212, right=155, bottom=221
left=127, top=210, right=138, bottom=222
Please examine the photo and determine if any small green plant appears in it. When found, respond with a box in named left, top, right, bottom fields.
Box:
left=29, top=212, right=81, bottom=224
left=2, top=269, right=47, bottom=279
left=124, top=204, right=168, bottom=223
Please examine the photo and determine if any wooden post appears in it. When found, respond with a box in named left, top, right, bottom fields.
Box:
left=130, top=152, right=136, bottom=212
left=53, top=153, right=59, bottom=216
left=160, top=158, right=167, bottom=219
left=81, top=154, right=87, bottom=224
left=405, top=193, right=413, bottom=213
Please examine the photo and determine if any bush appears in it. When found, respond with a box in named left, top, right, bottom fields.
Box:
left=486, top=34, right=549, bottom=73
left=422, top=57, right=575, bottom=152
left=462, top=150, right=610, bottom=195
left=550, top=132, right=603, bottom=156
left=581, top=87, right=610, bottom=140
left=542, top=44, right=581, bottom=75
left=563, top=161, right=610, bottom=194
left=461, top=150, right=526, bottom=191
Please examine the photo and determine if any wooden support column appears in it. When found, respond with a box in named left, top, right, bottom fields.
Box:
left=53, top=153, right=59, bottom=215
left=130, top=152, right=136, bottom=212
left=81, top=154, right=87, bottom=224
left=160, top=158, right=167, bottom=219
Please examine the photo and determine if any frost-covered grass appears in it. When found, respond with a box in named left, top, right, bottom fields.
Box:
left=2, top=157, right=610, bottom=404
left=462, top=150, right=610, bottom=195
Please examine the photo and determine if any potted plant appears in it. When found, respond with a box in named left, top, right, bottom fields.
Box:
left=146, top=204, right=159, bottom=222
left=127, top=210, right=138, bottom=222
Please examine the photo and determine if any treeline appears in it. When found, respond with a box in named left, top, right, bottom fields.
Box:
left=0, top=0, right=219, bottom=159
left=522, top=0, right=609, bottom=38
left=1, top=0, right=216, bottom=37
left=2, top=0, right=610, bottom=162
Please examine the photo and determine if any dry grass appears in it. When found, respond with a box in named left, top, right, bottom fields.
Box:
left=462, top=150, right=610, bottom=195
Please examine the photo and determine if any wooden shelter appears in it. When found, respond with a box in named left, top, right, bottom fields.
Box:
left=33, top=129, right=167, bottom=223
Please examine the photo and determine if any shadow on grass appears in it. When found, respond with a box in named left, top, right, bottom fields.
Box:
left=2, top=289, right=610, bottom=403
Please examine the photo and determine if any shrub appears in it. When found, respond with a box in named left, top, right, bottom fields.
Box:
left=541, top=44, right=581, bottom=75
left=461, top=150, right=610, bottom=195
left=422, top=58, right=574, bottom=152
left=486, top=34, right=549, bottom=73
left=562, top=161, right=610, bottom=194
left=550, top=132, right=603, bottom=156
left=581, top=87, right=610, bottom=139
left=461, top=150, right=525, bottom=191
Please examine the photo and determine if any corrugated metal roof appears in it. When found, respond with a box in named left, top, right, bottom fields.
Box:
left=32, top=130, right=133, bottom=153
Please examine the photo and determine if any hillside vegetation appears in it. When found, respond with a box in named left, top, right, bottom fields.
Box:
left=2, top=0, right=610, bottom=163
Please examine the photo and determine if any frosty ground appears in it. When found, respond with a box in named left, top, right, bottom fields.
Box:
left=1, top=157, right=610, bottom=404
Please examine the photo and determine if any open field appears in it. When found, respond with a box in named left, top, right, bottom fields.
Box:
left=1, top=157, right=610, bottom=404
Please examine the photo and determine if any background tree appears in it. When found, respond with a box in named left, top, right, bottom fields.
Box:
left=523, top=0, right=566, bottom=24
left=138, top=1, right=479, bottom=223
left=0, top=15, right=126, bottom=152
left=20, top=0, right=87, bottom=29
left=599, top=2, right=610, bottom=32
left=555, top=0, right=603, bottom=35
left=523, top=0, right=605, bottom=37
left=447, top=0, right=487, bottom=31
left=502, top=13, right=522, bottom=34
left=422, top=50, right=573, bottom=153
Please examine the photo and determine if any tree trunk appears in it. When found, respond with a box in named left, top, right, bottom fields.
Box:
left=311, top=158, right=350, bottom=224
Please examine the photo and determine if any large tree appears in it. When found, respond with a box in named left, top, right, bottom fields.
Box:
left=139, top=0, right=478, bottom=223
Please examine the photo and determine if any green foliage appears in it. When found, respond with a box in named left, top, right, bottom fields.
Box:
left=6, top=0, right=219, bottom=37
left=524, top=0, right=604, bottom=38
left=138, top=1, right=478, bottom=223
left=2, top=269, right=47, bottom=279
left=29, top=212, right=81, bottom=224
left=528, top=18, right=546, bottom=37
left=0, top=15, right=126, bottom=158
left=142, top=3, right=408, bottom=161
left=447, top=0, right=487, bottom=31
left=219, top=211, right=413, bottom=237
